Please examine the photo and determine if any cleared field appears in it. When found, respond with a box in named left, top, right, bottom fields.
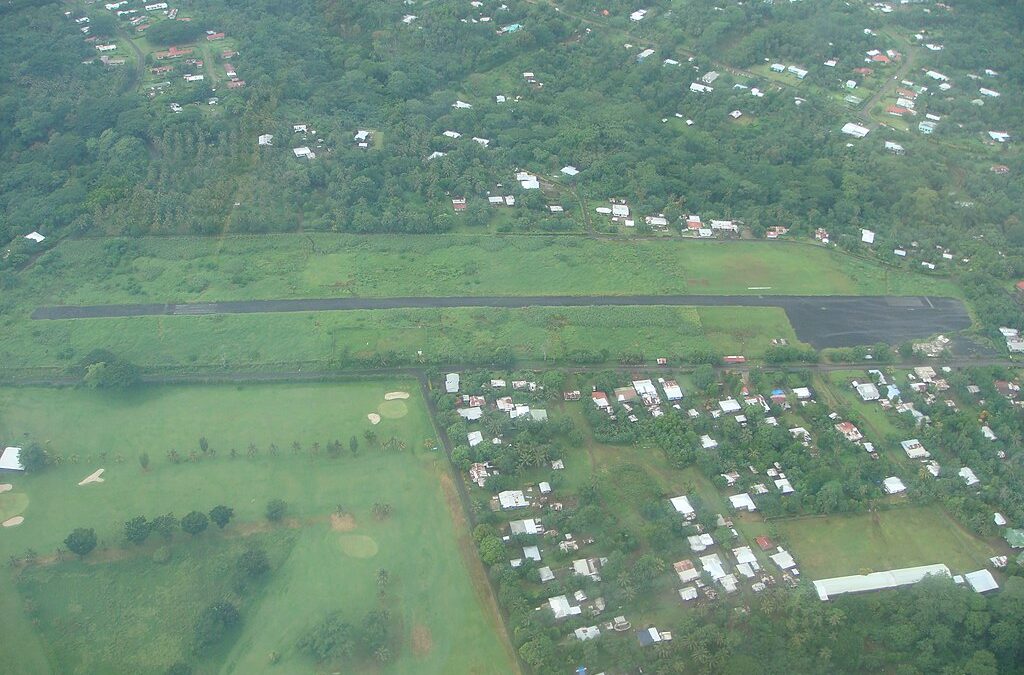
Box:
left=0, top=383, right=513, bottom=675
left=773, top=507, right=997, bottom=578
left=17, top=235, right=958, bottom=306
left=0, top=305, right=801, bottom=372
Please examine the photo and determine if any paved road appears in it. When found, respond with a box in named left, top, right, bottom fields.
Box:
left=33, top=294, right=971, bottom=349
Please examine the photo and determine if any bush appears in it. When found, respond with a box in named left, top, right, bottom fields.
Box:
left=194, top=601, right=241, bottom=648
left=266, top=499, right=287, bottom=522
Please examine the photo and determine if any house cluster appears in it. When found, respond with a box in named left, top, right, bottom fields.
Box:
left=447, top=374, right=548, bottom=433
left=769, top=62, right=808, bottom=80
left=999, top=327, right=1024, bottom=354
left=289, top=124, right=328, bottom=159
left=672, top=497, right=801, bottom=601
left=591, top=377, right=684, bottom=422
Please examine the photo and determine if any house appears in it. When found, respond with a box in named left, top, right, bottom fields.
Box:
left=467, top=431, right=484, bottom=447
left=444, top=373, right=460, bottom=394
left=841, top=122, right=870, bottom=138
left=523, top=545, right=541, bottom=562
left=688, top=533, right=715, bottom=552
left=769, top=548, right=797, bottom=570
left=988, top=131, right=1010, bottom=143
left=729, top=493, right=757, bottom=512
left=689, top=82, right=713, bottom=94
left=574, top=625, right=601, bottom=641
left=0, top=447, right=24, bottom=471
left=457, top=407, right=482, bottom=421
left=206, top=32, right=226, bottom=41
left=992, top=165, right=1010, bottom=174
left=573, top=558, right=600, bottom=580
left=793, top=387, right=812, bottom=400
left=560, top=165, right=579, bottom=176
left=702, top=71, right=720, bottom=84
left=452, top=100, right=473, bottom=109
left=882, top=476, right=906, bottom=494
left=510, top=518, right=542, bottom=535
left=469, top=462, right=489, bottom=486
left=813, top=564, right=950, bottom=601
left=669, top=495, right=695, bottom=519
left=835, top=422, right=863, bottom=442
left=919, top=121, right=936, bottom=134
left=591, top=391, right=610, bottom=409
left=885, top=141, right=905, bottom=155
left=292, top=147, right=315, bottom=159
left=637, top=627, right=671, bottom=646
left=451, top=198, right=467, bottom=212
left=787, top=65, right=808, bottom=79
left=964, top=569, right=999, bottom=594
left=856, top=382, right=880, bottom=401
left=770, top=63, right=785, bottom=72
left=673, top=559, right=700, bottom=582
left=24, top=232, right=45, bottom=243
left=901, top=439, right=929, bottom=459
left=636, top=49, right=655, bottom=62
left=861, top=229, right=876, bottom=244
left=183, top=74, right=204, bottom=82
left=95, top=44, right=117, bottom=52
left=538, top=566, right=555, bottom=582
left=959, top=467, right=980, bottom=486
left=719, top=398, right=741, bottom=413
left=547, top=595, right=582, bottom=619
left=155, top=46, right=193, bottom=60
left=629, top=8, right=648, bottom=21
left=662, top=380, right=683, bottom=400
left=729, top=110, right=742, bottom=119
left=700, top=435, right=718, bottom=449
left=775, top=478, right=794, bottom=494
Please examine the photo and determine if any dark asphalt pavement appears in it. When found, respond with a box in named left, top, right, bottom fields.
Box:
left=31, top=295, right=972, bottom=349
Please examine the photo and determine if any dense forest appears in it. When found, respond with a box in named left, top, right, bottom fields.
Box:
left=1, top=0, right=1022, bottom=286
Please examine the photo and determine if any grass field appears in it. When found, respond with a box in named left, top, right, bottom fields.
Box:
left=18, top=234, right=958, bottom=306
left=0, top=305, right=804, bottom=372
left=0, top=383, right=514, bottom=675
left=773, top=507, right=998, bottom=578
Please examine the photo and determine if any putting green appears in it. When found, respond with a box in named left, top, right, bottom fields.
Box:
left=0, top=493, right=28, bottom=521
left=377, top=400, right=409, bottom=419
left=338, top=534, right=378, bottom=558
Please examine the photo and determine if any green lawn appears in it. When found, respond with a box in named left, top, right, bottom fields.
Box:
left=0, top=305, right=804, bottom=373
left=773, top=507, right=997, bottom=579
left=0, top=383, right=514, bottom=675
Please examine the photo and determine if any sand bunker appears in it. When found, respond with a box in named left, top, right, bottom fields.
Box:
left=78, top=469, right=105, bottom=486
left=3, top=515, right=24, bottom=527
left=377, top=400, right=409, bottom=419
left=338, top=534, right=378, bottom=558
left=330, top=513, right=357, bottom=532
left=367, top=413, right=381, bottom=425
left=384, top=391, right=410, bottom=401
left=0, top=484, right=12, bottom=494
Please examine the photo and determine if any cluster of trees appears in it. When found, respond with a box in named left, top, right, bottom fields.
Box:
left=297, top=608, right=394, bottom=665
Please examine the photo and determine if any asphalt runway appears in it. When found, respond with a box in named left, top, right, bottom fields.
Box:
left=31, top=295, right=971, bottom=349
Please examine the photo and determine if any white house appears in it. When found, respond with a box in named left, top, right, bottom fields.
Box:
left=292, top=147, right=315, bottom=159
left=258, top=134, right=273, bottom=146
left=669, top=495, right=695, bottom=518
left=901, top=438, right=930, bottom=459
left=445, top=373, right=460, bottom=393
left=729, top=493, right=757, bottom=512
left=24, top=231, right=45, bottom=243
left=882, top=476, right=906, bottom=494
left=0, top=447, right=24, bottom=471
left=842, top=122, right=871, bottom=138
left=860, top=228, right=876, bottom=244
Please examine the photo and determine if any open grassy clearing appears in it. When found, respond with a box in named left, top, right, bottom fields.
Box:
left=0, top=383, right=514, bottom=675
left=772, top=507, right=997, bottom=579
left=0, top=305, right=803, bottom=372
left=17, top=234, right=959, bottom=307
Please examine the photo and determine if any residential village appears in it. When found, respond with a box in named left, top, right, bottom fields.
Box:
left=440, top=356, right=1022, bottom=656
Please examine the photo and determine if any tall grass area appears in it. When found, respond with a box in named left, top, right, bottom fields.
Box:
left=0, top=305, right=802, bottom=372
left=14, top=235, right=959, bottom=306
left=0, top=383, right=514, bottom=674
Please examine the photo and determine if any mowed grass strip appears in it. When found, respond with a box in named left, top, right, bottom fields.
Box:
left=772, top=507, right=997, bottom=579
left=0, top=306, right=802, bottom=371
left=0, top=383, right=514, bottom=675
left=17, top=234, right=959, bottom=307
